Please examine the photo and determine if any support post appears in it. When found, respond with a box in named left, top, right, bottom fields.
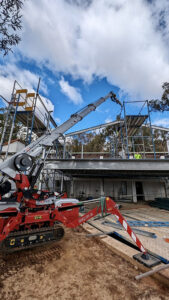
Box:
left=53, top=170, right=56, bottom=192
left=38, top=147, right=46, bottom=190
left=60, top=173, right=64, bottom=193
left=132, top=181, right=137, bottom=203
left=81, top=143, right=84, bottom=159
left=164, top=178, right=169, bottom=198
left=70, top=178, right=74, bottom=197
left=29, top=77, right=41, bottom=144
left=5, top=94, right=20, bottom=159
left=147, top=100, right=156, bottom=159
left=100, top=178, right=104, bottom=196
left=123, top=102, right=129, bottom=159
left=55, top=141, right=58, bottom=158
left=132, top=137, right=135, bottom=158
left=141, top=127, right=146, bottom=159
left=63, top=137, right=66, bottom=159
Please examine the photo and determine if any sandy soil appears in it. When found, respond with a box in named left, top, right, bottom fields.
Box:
left=0, top=227, right=169, bottom=300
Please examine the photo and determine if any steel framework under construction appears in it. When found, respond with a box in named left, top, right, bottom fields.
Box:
left=0, top=79, right=57, bottom=159
left=64, top=100, right=169, bottom=160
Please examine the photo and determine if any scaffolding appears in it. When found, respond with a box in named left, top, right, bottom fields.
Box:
left=97, top=100, right=156, bottom=159
left=122, top=100, right=156, bottom=159
left=0, top=79, right=57, bottom=159
left=63, top=100, right=162, bottom=160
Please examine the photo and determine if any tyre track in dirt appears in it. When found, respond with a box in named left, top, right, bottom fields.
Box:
left=0, top=228, right=169, bottom=300
left=0, top=243, right=63, bottom=285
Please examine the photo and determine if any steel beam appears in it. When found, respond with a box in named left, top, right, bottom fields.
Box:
left=45, top=159, right=169, bottom=178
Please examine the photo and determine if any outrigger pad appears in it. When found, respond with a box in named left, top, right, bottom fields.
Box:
left=133, top=253, right=161, bottom=268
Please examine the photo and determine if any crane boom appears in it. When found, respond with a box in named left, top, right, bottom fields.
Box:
left=0, top=91, right=121, bottom=179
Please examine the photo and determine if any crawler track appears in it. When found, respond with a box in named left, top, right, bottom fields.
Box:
left=0, top=224, right=64, bottom=253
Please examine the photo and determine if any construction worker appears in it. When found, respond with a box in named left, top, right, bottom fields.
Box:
left=134, top=152, right=142, bottom=159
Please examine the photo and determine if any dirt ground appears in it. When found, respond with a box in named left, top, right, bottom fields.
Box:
left=0, top=227, right=169, bottom=300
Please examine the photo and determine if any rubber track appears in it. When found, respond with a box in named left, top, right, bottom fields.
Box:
left=0, top=224, right=64, bottom=253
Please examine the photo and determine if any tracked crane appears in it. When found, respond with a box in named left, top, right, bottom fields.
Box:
left=0, top=91, right=152, bottom=267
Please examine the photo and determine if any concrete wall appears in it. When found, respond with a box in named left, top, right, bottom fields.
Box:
left=143, top=181, right=166, bottom=201
left=73, top=178, right=103, bottom=199
left=72, top=178, right=133, bottom=201
left=71, top=178, right=166, bottom=202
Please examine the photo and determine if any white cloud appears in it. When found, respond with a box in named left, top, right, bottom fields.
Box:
left=59, top=76, right=83, bottom=104
left=96, top=107, right=110, bottom=114
left=154, top=118, right=169, bottom=128
left=36, top=95, right=54, bottom=123
left=55, top=117, right=61, bottom=124
left=94, top=128, right=103, bottom=134
left=17, top=0, right=169, bottom=99
left=0, top=63, right=54, bottom=125
left=0, top=64, right=48, bottom=100
left=105, top=117, right=113, bottom=124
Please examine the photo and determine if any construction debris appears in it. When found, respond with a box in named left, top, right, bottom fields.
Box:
left=117, top=220, right=169, bottom=227
left=149, top=198, right=169, bottom=211
left=102, top=220, right=157, bottom=238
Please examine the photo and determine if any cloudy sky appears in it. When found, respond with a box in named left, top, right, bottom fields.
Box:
left=0, top=0, right=169, bottom=130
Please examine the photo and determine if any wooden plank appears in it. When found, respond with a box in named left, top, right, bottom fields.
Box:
left=26, top=93, right=35, bottom=98
left=16, top=89, right=27, bottom=94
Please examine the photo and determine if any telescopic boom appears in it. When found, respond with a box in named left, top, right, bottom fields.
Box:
left=0, top=92, right=122, bottom=178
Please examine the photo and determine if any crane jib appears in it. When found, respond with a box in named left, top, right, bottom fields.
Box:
left=0, top=92, right=122, bottom=178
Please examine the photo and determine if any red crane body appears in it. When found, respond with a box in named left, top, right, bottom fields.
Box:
left=0, top=91, right=150, bottom=266
left=0, top=174, right=146, bottom=255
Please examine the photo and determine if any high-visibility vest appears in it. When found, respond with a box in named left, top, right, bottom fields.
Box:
left=135, top=153, right=141, bottom=159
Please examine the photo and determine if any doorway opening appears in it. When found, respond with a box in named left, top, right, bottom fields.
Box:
left=135, top=182, right=144, bottom=201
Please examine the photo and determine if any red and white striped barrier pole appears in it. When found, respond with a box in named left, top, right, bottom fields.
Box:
left=106, top=197, right=147, bottom=255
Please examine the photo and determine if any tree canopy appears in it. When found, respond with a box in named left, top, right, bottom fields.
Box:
left=0, top=0, right=23, bottom=55
left=149, top=82, right=169, bottom=112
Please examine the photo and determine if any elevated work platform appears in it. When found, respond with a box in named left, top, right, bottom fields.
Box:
left=0, top=80, right=57, bottom=157
left=15, top=111, right=47, bottom=136
left=124, top=115, right=148, bottom=136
